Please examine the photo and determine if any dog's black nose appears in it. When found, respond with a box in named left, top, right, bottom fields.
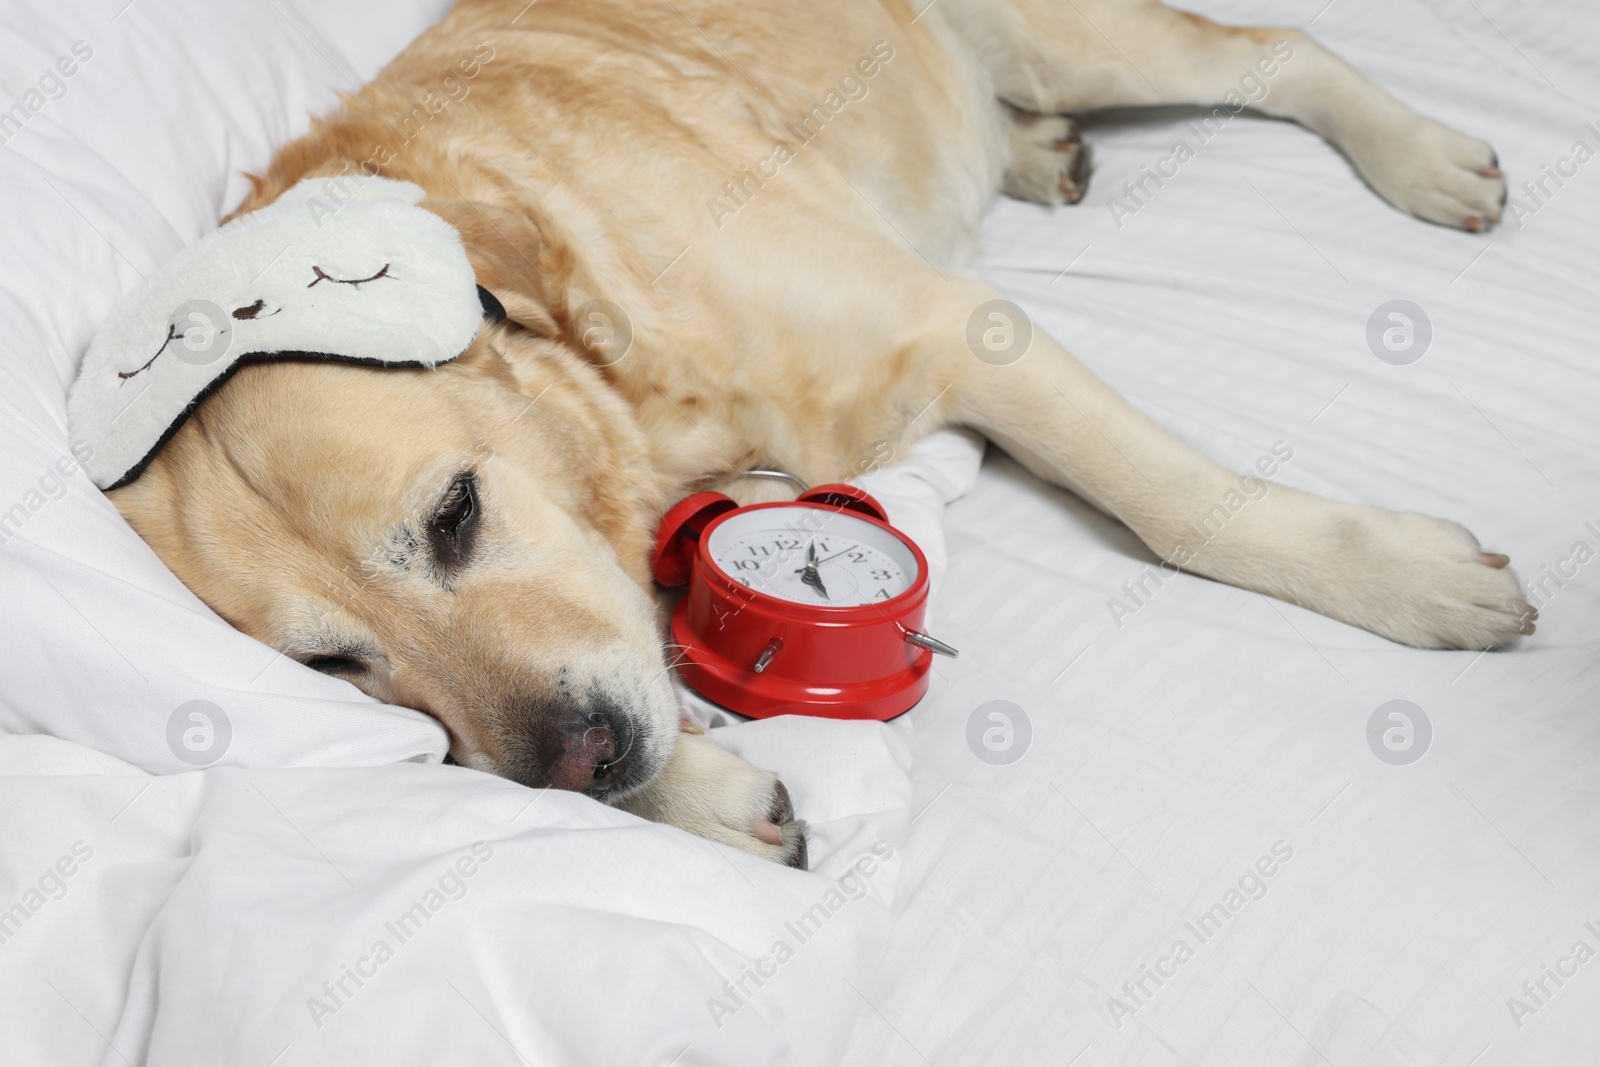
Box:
left=533, top=707, right=630, bottom=796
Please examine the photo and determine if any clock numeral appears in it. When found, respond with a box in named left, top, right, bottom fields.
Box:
left=873, top=588, right=891, bottom=600
left=850, top=551, right=867, bottom=563
left=731, top=559, right=762, bottom=572
left=871, top=569, right=893, bottom=581
left=775, top=537, right=800, bottom=550
left=746, top=544, right=772, bottom=557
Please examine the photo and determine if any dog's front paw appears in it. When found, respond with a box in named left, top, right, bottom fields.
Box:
left=616, top=725, right=808, bottom=868
left=696, top=761, right=810, bottom=868
left=691, top=753, right=809, bottom=868
left=1349, top=115, right=1505, bottom=231
left=1318, top=507, right=1535, bottom=649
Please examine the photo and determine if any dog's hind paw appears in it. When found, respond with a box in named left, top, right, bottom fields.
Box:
left=1003, top=111, right=1091, bottom=206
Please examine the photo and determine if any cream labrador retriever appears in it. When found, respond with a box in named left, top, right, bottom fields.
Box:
left=110, top=0, right=1528, bottom=867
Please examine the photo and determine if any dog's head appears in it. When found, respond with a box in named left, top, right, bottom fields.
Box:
left=111, top=196, right=679, bottom=800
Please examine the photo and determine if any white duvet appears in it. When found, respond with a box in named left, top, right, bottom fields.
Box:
left=2, top=1, right=1597, bottom=1065
left=0, top=724, right=912, bottom=1065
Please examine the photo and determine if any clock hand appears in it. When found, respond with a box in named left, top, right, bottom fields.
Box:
left=793, top=546, right=852, bottom=572
left=800, top=539, right=830, bottom=600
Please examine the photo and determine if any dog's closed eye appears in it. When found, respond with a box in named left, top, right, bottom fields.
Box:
left=429, top=471, right=479, bottom=571
left=303, top=654, right=366, bottom=675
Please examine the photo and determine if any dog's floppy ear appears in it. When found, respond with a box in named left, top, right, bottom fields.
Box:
left=419, top=198, right=562, bottom=336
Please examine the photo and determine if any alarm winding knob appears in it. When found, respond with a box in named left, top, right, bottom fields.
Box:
left=903, top=631, right=959, bottom=658
left=753, top=638, right=783, bottom=673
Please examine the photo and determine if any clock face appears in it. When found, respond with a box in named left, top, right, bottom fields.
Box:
left=704, top=506, right=920, bottom=607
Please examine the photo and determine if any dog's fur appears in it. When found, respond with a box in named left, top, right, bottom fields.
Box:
left=111, top=0, right=1529, bottom=865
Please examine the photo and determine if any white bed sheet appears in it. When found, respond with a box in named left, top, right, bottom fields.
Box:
left=841, top=1, right=1600, bottom=1064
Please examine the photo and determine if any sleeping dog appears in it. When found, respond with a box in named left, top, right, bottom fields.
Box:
left=106, top=0, right=1527, bottom=867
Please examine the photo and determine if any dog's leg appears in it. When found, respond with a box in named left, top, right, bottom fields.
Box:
left=946, top=0, right=1506, bottom=229
left=615, top=719, right=808, bottom=868
left=921, top=281, right=1533, bottom=649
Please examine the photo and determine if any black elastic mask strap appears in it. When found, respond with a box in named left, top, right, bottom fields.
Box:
left=476, top=284, right=507, bottom=325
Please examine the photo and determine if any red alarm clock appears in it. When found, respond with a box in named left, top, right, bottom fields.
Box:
left=651, top=482, right=959, bottom=721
